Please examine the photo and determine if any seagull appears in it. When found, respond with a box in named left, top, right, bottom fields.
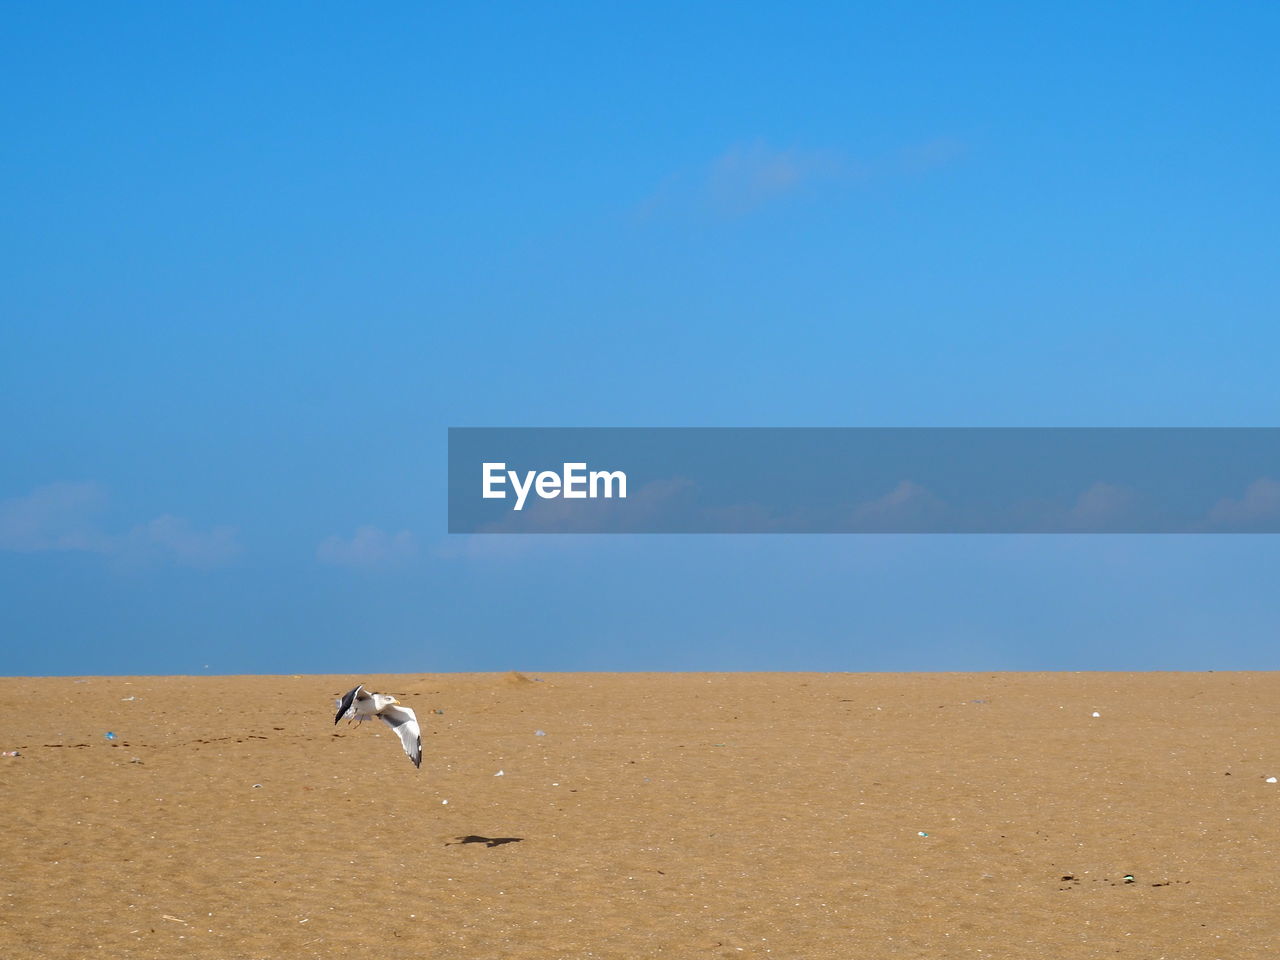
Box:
left=334, top=683, right=422, bottom=769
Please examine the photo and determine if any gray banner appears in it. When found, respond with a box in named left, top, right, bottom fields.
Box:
left=448, top=428, right=1280, bottom=533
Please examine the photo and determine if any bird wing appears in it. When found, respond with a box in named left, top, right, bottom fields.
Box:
left=334, top=683, right=366, bottom=724
left=379, top=704, right=422, bottom=769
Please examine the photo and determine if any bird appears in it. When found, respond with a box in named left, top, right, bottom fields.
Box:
left=334, top=683, right=422, bottom=769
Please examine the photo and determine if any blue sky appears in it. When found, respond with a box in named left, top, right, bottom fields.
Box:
left=2, top=3, right=1278, bottom=675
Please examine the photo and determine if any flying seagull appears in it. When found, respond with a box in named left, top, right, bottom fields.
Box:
left=334, top=683, right=422, bottom=769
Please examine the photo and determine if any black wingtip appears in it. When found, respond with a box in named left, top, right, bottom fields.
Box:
left=333, top=684, right=362, bottom=726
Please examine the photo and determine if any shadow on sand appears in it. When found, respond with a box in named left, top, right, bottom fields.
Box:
left=447, top=835, right=524, bottom=848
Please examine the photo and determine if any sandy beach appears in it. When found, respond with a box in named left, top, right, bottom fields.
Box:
left=3, top=671, right=1278, bottom=958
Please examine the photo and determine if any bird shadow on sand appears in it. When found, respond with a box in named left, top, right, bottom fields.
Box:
left=446, top=835, right=524, bottom=848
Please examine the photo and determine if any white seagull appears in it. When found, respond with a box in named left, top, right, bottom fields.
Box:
left=334, top=683, right=422, bottom=769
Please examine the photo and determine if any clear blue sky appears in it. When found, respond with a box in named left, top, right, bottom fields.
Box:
left=3, top=3, right=1277, bottom=675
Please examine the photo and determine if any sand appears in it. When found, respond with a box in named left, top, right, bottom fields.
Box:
left=3, top=671, right=1278, bottom=959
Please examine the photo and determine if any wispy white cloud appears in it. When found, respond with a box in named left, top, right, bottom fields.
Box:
left=851, top=480, right=947, bottom=531
left=0, top=481, right=112, bottom=553
left=1207, top=478, right=1280, bottom=530
left=122, top=515, right=241, bottom=567
left=0, top=482, right=241, bottom=567
left=706, top=141, right=861, bottom=215
left=640, top=136, right=965, bottom=219
left=1064, top=482, right=1137, bottom=531
left=895, top=137, right=967, bottom=175
left=317, top=525, right=418, bottom=567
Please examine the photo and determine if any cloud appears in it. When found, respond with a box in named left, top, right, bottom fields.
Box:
left=895, top=137, right=968, bottom=175
left=0, top=482, right=112, bottom=553
left=122, top=515, right=241, bottom=567
left=850, top=480, right=947, bottom=531
left=0, top=482, right=240, bottom=567
left=1063, top=482, right=1137, bottom=531
left=706, top=141, right=859, bottom=215
left=1207, top=478, right=1280, bottom=531
left=317, top=525, right=418, bottom=567
left=640, top=136, right=964, bottom=219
